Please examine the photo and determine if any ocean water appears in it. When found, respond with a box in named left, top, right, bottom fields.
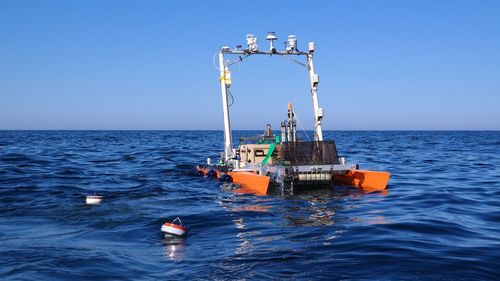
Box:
left=0, top=130, right=499, bottom=280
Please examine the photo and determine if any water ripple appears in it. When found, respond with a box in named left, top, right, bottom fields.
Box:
left=0, top=130, right=499, bottom=280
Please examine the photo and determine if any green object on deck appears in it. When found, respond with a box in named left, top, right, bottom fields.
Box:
left=261, top=142, right=276, bottom=165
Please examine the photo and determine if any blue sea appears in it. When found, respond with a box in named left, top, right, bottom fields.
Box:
left=0, top=130, right=499, bottom=280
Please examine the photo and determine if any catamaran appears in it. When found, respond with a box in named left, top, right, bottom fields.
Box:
left=196, top=32, right=390, bottom=195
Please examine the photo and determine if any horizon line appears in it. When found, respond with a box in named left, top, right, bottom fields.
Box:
left=1, top=129, right=499, bottom=132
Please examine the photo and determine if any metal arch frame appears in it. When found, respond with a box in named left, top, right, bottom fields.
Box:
left=218, top=46, right=324, bottom=164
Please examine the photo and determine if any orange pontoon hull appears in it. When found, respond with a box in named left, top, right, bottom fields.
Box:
left=198, top=166, right=389, bottom=195
left=197, top=167, right=270, bottom=195
left=228, top=171, right=270, bottom=195
left=334, top=170, right=390, bottom=192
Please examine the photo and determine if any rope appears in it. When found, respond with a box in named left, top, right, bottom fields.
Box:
left=294, top=110, right=311, bottom=142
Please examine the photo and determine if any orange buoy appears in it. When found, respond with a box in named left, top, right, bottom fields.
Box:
left=161, top=217, right=186, bottom=237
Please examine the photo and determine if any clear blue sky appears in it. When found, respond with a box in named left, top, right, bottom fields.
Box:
left=1, top=0, right=499, bottom=130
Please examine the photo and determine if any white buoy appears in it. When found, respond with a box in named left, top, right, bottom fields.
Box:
left=86, top=195, right=103, bottom=205
left=161, top=217, right=186, bottom=237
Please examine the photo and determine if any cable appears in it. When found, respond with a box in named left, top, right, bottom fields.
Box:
left=294, top=110, right=311, bottom=142
left=212, top=52, right=220, bottom=71
left=227, top=54, right=251, bottom=66
left=227, top=89, right=234, bottom=106
left=278, top=54, right=307, bottom=68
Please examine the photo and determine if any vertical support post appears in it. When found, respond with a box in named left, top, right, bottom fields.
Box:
left=281, top=121, right=287, bottom=143
left=288, top=103, right=297, bottom=142
left=219, top=52, right=233, bottom=163
left=287, top=103, right=293, bottom=142
left=307, top=44, right=323, bottom=141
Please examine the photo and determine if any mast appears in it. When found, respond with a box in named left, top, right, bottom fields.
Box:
left=306, top=42, right=323, bottom=141
left=216, top=33, right=325, bottom=164
left=218, top=51, right=233, bottom=163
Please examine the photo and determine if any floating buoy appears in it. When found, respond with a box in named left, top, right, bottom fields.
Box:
left=161, top=217, right=186, bottom=237
left=86, top=195, right=103, bottom=205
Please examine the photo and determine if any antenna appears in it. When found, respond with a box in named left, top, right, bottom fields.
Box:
left=265, top=32, right=278, bottom=53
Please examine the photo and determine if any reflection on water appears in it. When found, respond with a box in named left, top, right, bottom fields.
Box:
left=163, top=185, right=389, bottom=265
left=282, top=189, right=351, bottom=227
left=163, top=237, right=186, bottom=261
left=219, top=187, right=384, bottom=262
left=230, top=205, right=271, bottom=212
left=233, top=218, right=255, bottom=255
left=366, top=215, right=389, bottom=225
